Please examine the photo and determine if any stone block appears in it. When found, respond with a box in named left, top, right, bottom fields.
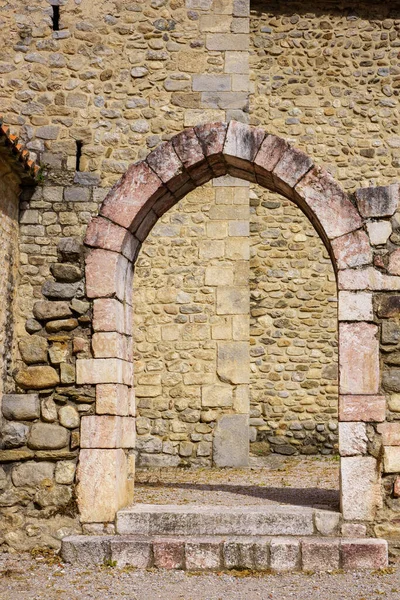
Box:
left=225, top=237, right=250, bottom=260
left=201, top=385, right=233, bottom=408
left=61, top=536, right=111, bottom=565
left=1, top=422, right=29, bottom=448
left=81, top=416, right=135, bottom=449
left=341, top=523, right=367, bottom=537
left=339, top=395, right=386, bottom=422
left=205, top=266, right=234, bottom=286
left=96, top=384, right=130, bottom=416
left=153, top=540, right=185, bottom=569
left=92, top=298, right=129, bottom=334
left=338, top=267, right=400, bottom=291
left=33, top=300, right=72, bottom=321
left=225, top=51, right=249, bottom=74
left=382, top=321, right=400, bottom=345
left=77, top=449, right=128, bottom=523
left=192, top=75, right=231, bottom=92
left=382, top=369, right=400, bottom=392
left=366, top=221, right=392, bottom=245
left=378, top=423, right=400, bottom=445
left=295, top=169, right=362, bottom=240
left=110, top=539, right=152, bottom=568
left=341, top=456, right=381, bottom=521
left=233, top=385, right=250, bottom=413
left=19, top=335, right=48, bottom=365
left=2, top=394, right=40, bottom=421
left=223, top=121, right=265, bottom=169
left=389, top=249, right=400, bottom=276
left=14, top=365, right=60, bottom=390
left=86, top=249, right=129, bottom=301
left=28, top=423, right=69, bottom=450
left=254, top=134, right=287, bottom=187
left=206, top=34, right=249, bottom=51
left=314, top=510, right=340, bottom=536
left=376, top=295, right=400, bottom=318
left=42, top=281, right=80, bottom=300
left=223, top=540, right=256, bottom=570
left=55, top=461, right=76, bottom=484
left=338, top=291, right=373, bottom=321
left=341, top=539, right=388, bottom=570
left=355, top=183, right=399, bottom=218
left=58, top=237, right=82, bottom=262
left=217, top=286, right=249, bottom=315
left=213, top=414, right=249, bottom=467
left=383, top=446, right=400, bottom=473
left=147, top=141, right=190, bottom=194
left=84, top=216, right=139, bottom=262
left=339, top=323, right=379, bottom=395
left=201, top=91, right=248, bottom=110
left=59, top=405, right=79, bottom=429
left=273, top=147, right=313, bottom=198
left=302, top=539, right=340, bottom=572
left=76, top=358, right=132, bottom=386
left=217, top=341, right=249, bottom=384
left=331, top=230, right=372, bottom=270
left=270, top=538, right=300, bottom=571
left=339, top=422, right=368, bottom=456
left=185, top=541, right=221, bottom=571
left=11, top=461, right=54, bottom=487
left=100, top=161, right=164, bottom=231
left=92, top=332, right=130, bottom=361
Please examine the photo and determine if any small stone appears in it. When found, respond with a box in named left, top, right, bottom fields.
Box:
left=73, top=337, right=89, bottom=354
left=25, top=319, right=42, bottom=334
left=2, top=394, right=40, bottom=421
left=50, top=263, right=82, bottom=283
left=60, top=363, right=76, bottom=384
left=35, top=484, right=72, bottom=509
left=131, top=67, right=148, bottom=78
left=339, top=422, right=368, bottom=456
left=14, top=366, right=60, bottom=390
left=33, top=301, right=72, bottom=321
left=42, top=281, right=80, bottom=300
left=58, top=238, right=82, bottom=263
left=49, top=342, right=69, bottom=364
left=55, top=461, right=76, bottom=484
left=355, top=183, right=399, bottom=218
left=45, top=319, right=79, bottom=333
left=59, top=406, right=79, bottom=429
left=70, top=299, right=90, bottom=315
left=41, top=397, right=58, bottom=422
left=366, top=221, right=392, bottom=245
left=28, top=423, right=69, bottom=450
left=11, top=461, right=54, bottom=487
left=1, top=422, right=29, bottom=448
left=19, top=335, right=48, bottom=365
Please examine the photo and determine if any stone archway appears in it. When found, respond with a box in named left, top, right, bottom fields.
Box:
left=78, top=121, right=384, bottom=524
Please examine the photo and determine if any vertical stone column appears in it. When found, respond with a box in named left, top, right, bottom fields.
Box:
left=210, top=176, right=250, bottom=467
left=185, top=0, right=251, bottom=465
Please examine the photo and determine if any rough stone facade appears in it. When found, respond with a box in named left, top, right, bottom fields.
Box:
left=1, top=0, right=400, bottom=554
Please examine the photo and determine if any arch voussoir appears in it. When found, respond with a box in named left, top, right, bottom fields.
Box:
left=193, top=121, right=228, bottom=177
left=171, top=127, right=214, bottom=186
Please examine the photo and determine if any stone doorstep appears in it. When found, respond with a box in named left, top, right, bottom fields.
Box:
left=115, top=504, right=341, bottom=537
left=61, top=535, right=388, bottom=572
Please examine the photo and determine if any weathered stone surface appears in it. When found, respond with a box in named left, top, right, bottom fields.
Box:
left=1, top=422, right=29, bottom=448
left=96, top=384, right=130, bottom=416
left=19, top=335, right=48, bottom=365
left=81, top=416, right=135, bottom=449
left=50, top=263, right=82, bottom=283
left=382, top=369, right=400, bottom=392
left=339, top=323, right=379, bottom=395
left=382, top=321, right=400, bottom=345
left=339, top=422, right=368, bottom=456
left=76, top=358, right=133, bottom=386
left=45, top=318, right=79, bottom=333
left=355, top=183, right=399, bottom=218
left=383, top=446, right=400, bottom=473
left=213, top=414, right=249, bottom=467
left=14, top=365, right=60, bottom=390
left=55, top=460, right=76, bottom=484
left=153, top=540, right=185, bottom=569
left=302, top=539, right=340, bottom=572
left=60, top=363, right=76, bottom=384
left=11, top=461, right=54, bottom=487
left=341, top=456, right=381, bottom=521
left=185, top=541, right=221, bottom=570
left=33, top=300, right=72, bottom=321
left=2, top=394, right=40, bottom=421
left=378, top=423, right=400, bottom=445
left=366, top=221, right=392, bottom=245
left=339, top=395, right=386, bottom=422
left=388, top=249, right=400, bottom=276
left=338, top=291, right=373, bottom=321
left=332, top=229, right=372, bottom=270
left=270, top=538, right=300, bottom=571
left=376, top=295, right=400, bottom=318
left=58, top=237, right=82, bottom=263
left=62, top=536, right=111, bottom=566
left=341, top=539, right=388, bottom=570
left=42, top=281, right=80, bottom=300
left=110, top=539, right=152, bottom=568
left=217, top=341, right=249, bottom=384
left=28, top=423, right=69, bottom=450
left=41, top=397, right=58, bottom=422
left=77, top=449, right=128, bottom=522
left=59, top=406, right=80, bottom=429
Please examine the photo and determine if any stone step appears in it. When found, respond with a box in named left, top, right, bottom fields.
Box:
left=115, top=504, right=341, bottom=537
left=61, top=534, right=388, bottom=572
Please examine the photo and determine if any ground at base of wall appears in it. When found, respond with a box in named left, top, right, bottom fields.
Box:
left=0, top=552, right=399, bottom=600
left=134, top=455, right=339, bottom=509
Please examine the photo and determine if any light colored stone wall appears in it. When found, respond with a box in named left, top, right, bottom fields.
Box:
left=0, top=154, right=20, bottom=397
